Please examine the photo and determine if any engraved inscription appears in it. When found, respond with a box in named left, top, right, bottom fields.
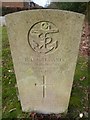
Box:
left=28, top=21, right=59, bottom=54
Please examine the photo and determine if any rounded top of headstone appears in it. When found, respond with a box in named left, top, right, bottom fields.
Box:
left=5, top=9, right=85, bottom=18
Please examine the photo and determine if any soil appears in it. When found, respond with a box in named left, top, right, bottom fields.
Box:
left=79, top=19, right=90, bottom=57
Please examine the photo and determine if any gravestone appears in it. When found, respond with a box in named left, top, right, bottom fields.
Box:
left=5, top=9, right=85, bottom=114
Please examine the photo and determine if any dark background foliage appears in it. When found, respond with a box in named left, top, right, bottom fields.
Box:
left=55, top=2, right=88, bottom=14
left=1, top=2, right=88, bottom=16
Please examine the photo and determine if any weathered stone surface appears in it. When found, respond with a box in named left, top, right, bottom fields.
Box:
left=5, top=9, right=85, bottom=114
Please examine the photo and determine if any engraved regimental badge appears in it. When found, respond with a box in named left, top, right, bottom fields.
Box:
left=28, top=21, right=59, bottom=54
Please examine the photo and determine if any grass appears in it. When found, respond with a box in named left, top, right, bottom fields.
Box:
left=2, top=26, right=89, bottom=119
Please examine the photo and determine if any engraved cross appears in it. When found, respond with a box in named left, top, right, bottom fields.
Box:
left=35, top=76, right=53, bottom=98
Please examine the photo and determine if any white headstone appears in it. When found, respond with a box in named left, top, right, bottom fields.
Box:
left=0, top=16, right=6, bottom=26
left=5, top=9, right=84, bottom=114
